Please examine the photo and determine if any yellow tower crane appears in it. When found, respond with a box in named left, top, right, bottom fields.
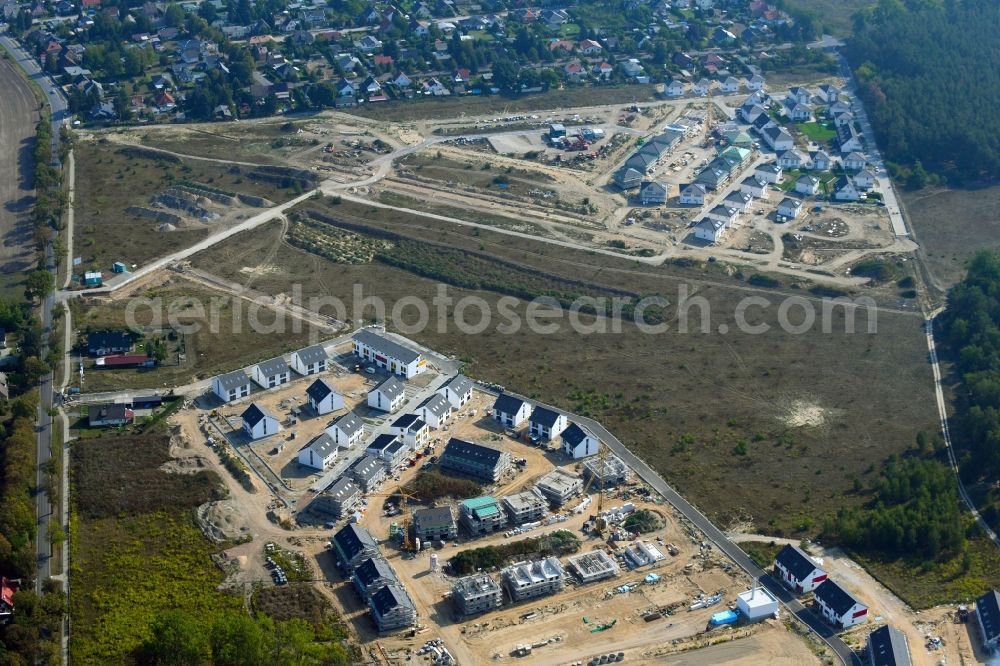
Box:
left=367, top=486, right=420, bottom=551
left=580, top=442, right=610, bottom=536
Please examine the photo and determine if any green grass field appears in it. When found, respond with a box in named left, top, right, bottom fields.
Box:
left=796, top=122, right=837, bottom=144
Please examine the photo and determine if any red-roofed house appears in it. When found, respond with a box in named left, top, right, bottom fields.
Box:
left=549, top=39, right=574, bottom=53
left=592, top=61, right=613, bottom=80
left=452, top=68, right=470, bottom=84
left=578, top=39, right=602, bottom=55
left=82, top=0, right=100, bottom=7
left=0, top=577, right=16, bottom=618
left=564, top=61, right=586, bottom=82
left=374, top=54, right=394, bottom=66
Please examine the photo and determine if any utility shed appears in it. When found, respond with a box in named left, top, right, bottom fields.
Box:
left=736, top=584, right=778, bottom=621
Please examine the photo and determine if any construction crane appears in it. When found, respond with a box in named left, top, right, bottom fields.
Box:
left=366, top=486, right=420, bottom=551
left=580, top=442, right=610, bottom=536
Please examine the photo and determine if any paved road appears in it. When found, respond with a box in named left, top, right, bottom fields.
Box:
left=0, top=34, right=68, bottom=157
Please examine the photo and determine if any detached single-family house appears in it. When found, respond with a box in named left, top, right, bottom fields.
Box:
left=811, top=150, right=832, bottom=171
left=88, top=403, right=134, bottom=427
left=774, top=544, right=827, bottom=594
left=975, top=590, right=1000, bottom=652
left=680, top=183, right=707, bottom=205
left=307, top=378, right=344, bottom=415
left=837, top=124, right=864, bottom=154
left=561, top=422, right=599, bottom=459
left=564, top=61, right=586, bottom=82
left=614, top=167, right=644, bottom=190
left=747, top=74, right=766, bottom=91
left=724, top=190, right=753, bottom=213
left=778, top=150, right=807, bottom=170
left=87, top=330, right=132, bottom=356
left=665, top=79, right=686, bottom=97
left=241, top=402, right=280, bottom=440
left=353, top=329, right=427, bottom=379
left=252, top=356, right=291, bottom=389
left=578, top=38, right=602, bottom=55
left=814, top=580, right=868, bottom=629
left=327, top=411, right=365, bottom=448
left=493, top=394, right=530, bottom=429
left=368, top=376, right=406, bottom=413
left=777, top=198, right=803, bottom=219
left=640, top=181, right=669, bottom=205
left=788, top=86, right=812, bottom=105
left=366, top=433, right=409, bottom=468
left=721, top=76, right=741, bottom=93
left=389, top=413, right=430, bottom=449
left=529, top=406, right=568, bottom=440
left=787, top=102, right=813, bottom=122
left=437, top=374, right=473, bottom=409
left=843, top=152, right=867, bottom=171
left=415, top=393, right=452, bottom=429
left=694, top=218, right=726, bottom=243
left=760, top=125, right=794, bottom=152
left=755, top=163, right=783, bottom=184
left=867, top=625, right=912, bottom=666
left=832, top=110, right=854, bottom=128
left=833, top=176, right=861, bottom=201
left=818, top=84, right=840, bottom=104
left=212, top=369, right=252, bottom=403
left=291, top=345, right=328, bottom=376
left=706, top=204, right=740, bottom=226
left=853, top=168, right=876, bottom=190
left=740, top=176, right=768, bottom=199
left=350, top=454, right=387, bottom=491
left=693, top=78, right=712, bottom=96
left=297, top=432, right=339, bottom=470
left=592, top=62, right=613, bottom=80
left=795, top=175, right=820, bottom=196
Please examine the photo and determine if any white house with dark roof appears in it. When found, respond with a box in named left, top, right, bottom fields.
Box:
left=437, top=374, right=473, bottom=408
left=740, top=176, right=768, bottom=199
left=493, top=394, right=530, bottom=429
left=389, top=414, right=429, bottom=449
left=721, top=76, right=741, bottom=93
left=529, top=406, right=567, bottom=440
left=774, top=544, right=827, bottom=594
left=353, top=329, right=427, bottom=379
left=350, top=454, right=387, bottom=491
left=368, top=376, right=406, bottom=413
left=290, top=344, right=328, bottom=376
left=833, top=176, right=861, bottom=201
left=760, top=125, right=794, bottom=152
left=327, top=411, right=365, bottom=448
left=694, top=218, right=726, bottom=243
left=853, top=168, right=877, bottom=190
left=843, top=152, right=867, bottom=171
left=755, top=162, right=783, bottom=184
left=212, top=369, right=251, bottom=403
left=837, top=124, right=864, bottom=154
left=976, top=590, right=1000, bottom=652
left=307, top=378, right=344, bottom=415
left=366, top=433, right=409, bottom=468
left=706, top=204, right=740, bottom=226
left=679, top=183, right=707, bottom=205
left=795, top=175, right=820, bottom=196
left=777, top=197, right=803, bottom=219
left=723, top=190, right=753, bottom=213
left=252, top=356, right=291, bottom=389
left=640, top=181, right=669, bottom=205
left=814, top=579, right=868, bottom=629
left=241, top=402, right=280, bottom=440
left=811, top=150, right=832, bottom=171
left=747, top=74, right=765, bottom=91
left=561, top=422, right=599, bottom=459
left=664, top=79, right=686, bottom=97
left=297, top=432, right=339, bottom=470
left=867, top=625, right=912, bottom=666
left=416, top=393, right=452, bottom=429
left=777, top=149, right=806, bottom=170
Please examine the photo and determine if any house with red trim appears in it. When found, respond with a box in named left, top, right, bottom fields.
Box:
left=814, top=579, right=868, bottom=629
left=774, top=544, right=827, bottom=594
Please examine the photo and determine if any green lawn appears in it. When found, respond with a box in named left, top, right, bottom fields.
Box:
left=796, top=122, right=837, bottom=144
left=558, top=23, right=581, bottom=37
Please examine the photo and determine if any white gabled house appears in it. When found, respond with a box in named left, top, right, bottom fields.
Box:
left=327, top=411, right=365, bottom=448
left=368, top=376, right=406, bottom=413
left=814, top=580, right=868, bottom=629
left=723, top=190, right=753, bottom=213
left=640, top=181, right=669, bottom=205
left=721, top=76, right=741, bottom=93
left=694, top=217, right=726, bottom=243
left=252, top=356, right=291, bottom=389
left=416, top=392, right=452, bottom=429
left=389, top=413, right=430, bottom=449
left=679, top=183, right=707, bottom=205
left=242, top=402, right=280, bottom=440
left=297, top=432, right=339, bottom=470
left=843, top=152, right=867, bottom=171
left=774, top=544, right=827, bottom=594
left=760, top=125, right=794, bottom=152
left=706, top=204, right=740, bottom=226
left=307, top=378, right=344, bottom=415
left=777, top=197, right=803, bottom=219
left=795, top=175, right=820, bottom=196
left=529, top=405, right=568, bottom=440
left=437, top=374, right=473, bottom=409
left=747, top=74, right=766, bottom=91
left=853, top=168, right=876, bottom=190
left=740, top=176, right=768, bottom=199
left=212, top=369, right=251, bottom=403
left=811, top=150, right=832, bottom=171
left=833, top=175, right=861, bottom=201
left=561, top=422, right=599, bottom=459
left=692, top=78, right=712, bottom=96
left=665, top=79, right=686, bottom=97
left=755, top=163, right=783, bottom=184
left=353, top=328, right=427, bottom=379
left=291, top=345, right=328, bottom=376
left=777, top=150, right=807, bottom=170
left=493, top=394, right=530, bottom=429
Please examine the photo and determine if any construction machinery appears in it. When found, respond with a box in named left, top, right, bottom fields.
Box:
left=581, top=442, right=609, bottom=536
left=367, top=486, right=420, bottom=551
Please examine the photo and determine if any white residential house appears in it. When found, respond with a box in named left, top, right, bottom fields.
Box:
left=665, top=79, right=686, bottom=97
left=706, top=204, right=740, bottom=226
left=747, top=74, right=765, bottom=91
left=811, top=150, right=832, bottom=171
left=774, top=545, right=828, bottom=594
left=619, top=58, right=644, bottom=79
left=814, top=580, right=868, bottom=629
left=777, top=197, right=803, bottom=219
left=353, top=329, right=427, bottom=379
left=778, top=150, right=807, bottom=170
left=640, top=181, right=669, bottom=205
left=832, top=110, right=854, bottom=128
left=307, top=378, right=344, bottom=416
left=437, top=374, right=474, bottom=409
left=242, top=403, right=280, bottom=440
left=837, top=124, right=864, bottom=154
left=297, top=432, right=338, bottom=470
left=853, top=168, right=877, bottom=190
left=390, top=72, right=412, bottom=88
left=694, top=218, right=726, bottom=243
left=818, top=84, right=840, bottom=104
left=368, top=376, right=406, bottom=413
left=389, top=413, right=430, bottom=449
left=740, top=176, right=769, bottom=199
left=795, top=175, right=820, bottom=196
left=787, top=102, right=813, bottom=122
left=415, top=393, right=452, bottom=429
left=755, top=163, right=783, bottom=184
left=724, top=190, right=753, bottom=213
left=739, top=103, right=767, bottom=124
left=212, top=369, right=251, bottom=403
left=721, top=76, right=741, bottom=93
left=760, top=125, right=794, bottom=152
left=291, top=344, right=328, bottom=376
left=788, top=86, right=812, bottom=105
left=692, top=78, right=712, bottom=96
left=843, top=152, right=867, bottom=171
left=679, top=183, right=707, bottom=205
left=252, top=356, right=291, bottom=389
left=327, top=411, right=365, bottom=448
left=529, top=406, right=568, bottom=440
left=493, top=394, right=531, bottom=429
left=561, top=422, right=599, bottom=459
left=592, top=62, right=613, bottom=80
left=833, top=176, right=861, bottom=201
left=828, top=100, right=852, bottom=117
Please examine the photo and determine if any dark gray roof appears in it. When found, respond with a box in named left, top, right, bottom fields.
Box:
left=779, top=197, right=802, bottom=209
left=370, top=583, right=415, bottom=615
left=442, top=438, right=506, bottom=469
left=88, top=403, right=128, bottom=421
left=333, top=523, right=376, bottom=558
left=351, top=454, right=387, bottom=483
left=353, top=329, right=422, bottom=364
left=373, top=376, right=405, bottom=401
left=530, top=405, right=562, bottom=428
left=392, top=413, right=426, bottom=431
left=355, top=556, right=398, bottom=590
left=241, top=402, right=273, bottom=428
left=493, top=393, right=527, bottom=416
left=418, top=393, right=451, bottom=418
left=868, top=625, right=912, bottom=666
left=215, top=369, right=250, bottom=391
left=978, top=590, right=1000, bottom=643
left=441, top=374, right=474, bottom=396
left=775, top=545, right=822, bottom=581
left=329, top=411, right=364, bottom=437
left=87, top=330, right=132, bottom=350
left=814, top=579, right=862, bottom=616
left=328, top=477, right=360, bottom=501
left=256, top=356, right=290, bottom=377
left=300, top=432, right=338, bottom=459
left=294, top=344, right=328, bottom=366
left=757, top=162, right=781, bottom=173
left=414, top=506, right=454, bottom=530
left=307, top=378, right=336, bottom=403
left=561, top=422, right=594, bottom=447
left=368, top=433, right=402, bottom=455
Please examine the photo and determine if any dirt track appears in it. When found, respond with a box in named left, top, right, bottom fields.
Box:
left=0, top=52, right=40, bottom=293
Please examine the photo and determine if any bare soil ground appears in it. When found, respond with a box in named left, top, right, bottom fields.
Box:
left=0, top=54, right=40, bottom=298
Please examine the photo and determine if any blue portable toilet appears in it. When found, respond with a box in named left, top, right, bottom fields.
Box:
left=112, top=262, right=127, bottom=273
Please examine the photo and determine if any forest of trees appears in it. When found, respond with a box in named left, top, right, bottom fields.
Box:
left=845, top=0, right=1000, bottom=184
left=939, top=250, right=1000, bottom=528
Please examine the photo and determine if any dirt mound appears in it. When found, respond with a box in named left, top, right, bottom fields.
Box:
left=196, top=499, right=250, bottom=543
left=780, top=399, right=830, bottom=428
